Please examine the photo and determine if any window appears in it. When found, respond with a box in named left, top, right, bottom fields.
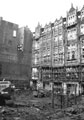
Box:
left=59, top=53, right=63, bottom=62
left=80, top=25, right=84, bottom=34
left=82, top=48, right=84, bottom=58
left=68, top=30, right=70, bottom=33
left=54, top=36, right=58, bottom=42
left=81, top=40, right=84, bottom=45
left=67, top=52, right=70, bottom=61
left=69, top=17, right=70, bottom=20
left=35, top=58, right=38, bottom=64
left=59, top=35, right=62, bottom=40
left=47, top=56, right=50, bottom=62
left=72, top=51, right=75, bottom=60
left=81, top=25, right=84, bottom=28
left=35, top=42, right=38, bottom=49
left=13, top=30, right=16, bottom=37
left=54, top=58, right=58, bottom=62
left=74, top=29, right=76, bottom=31
left=53, top=54, right=58, bottom=63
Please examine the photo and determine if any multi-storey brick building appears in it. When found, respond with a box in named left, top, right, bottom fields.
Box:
left=79, top=5, right=84, bottom=92
left=32, top=4, right=84, bottom=94
left=41, top=23, right=53, bottom=89
left=32, top=23, right=42, bottom=89
left=0, top=17, right=33, bottom=88
left=64, top=4, right=80, bottom=94
left=52, top=17, right=66, bottom=89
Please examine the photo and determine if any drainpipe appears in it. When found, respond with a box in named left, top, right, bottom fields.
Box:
left=51, top=25, right=54, bottom=108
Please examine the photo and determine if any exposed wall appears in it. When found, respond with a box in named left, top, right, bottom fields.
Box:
left=0, top=18, right=33, bottom=86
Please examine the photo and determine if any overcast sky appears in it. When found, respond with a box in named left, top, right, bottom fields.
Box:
left=0, top=0, right=84, bottom=32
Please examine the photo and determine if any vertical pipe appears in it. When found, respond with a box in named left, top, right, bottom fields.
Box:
left=51, top=24, right=54, bottom=108
left=75, top=84, right=77, bottom=104
left=52, top=74, right=54, bottom=108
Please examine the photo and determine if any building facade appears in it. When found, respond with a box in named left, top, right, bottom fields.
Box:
left=0, top=18, right=33, bottom=88
left=64, top=4, right=80, bottom=94
left=32, top=4, right=84, bottom=94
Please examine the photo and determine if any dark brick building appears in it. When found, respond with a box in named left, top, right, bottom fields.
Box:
left=0, top=17, right=33, bottom=88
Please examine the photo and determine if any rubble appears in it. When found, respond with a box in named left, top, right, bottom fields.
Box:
left=0, top=89, right=84, bottom=120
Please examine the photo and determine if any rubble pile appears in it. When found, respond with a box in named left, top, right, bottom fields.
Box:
left=0, top=89, right=84, bottom=120
left=0, top=106, right=45, bottom=120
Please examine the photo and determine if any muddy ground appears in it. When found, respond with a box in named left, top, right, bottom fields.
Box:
left=0, top=89, right=84, bottom=120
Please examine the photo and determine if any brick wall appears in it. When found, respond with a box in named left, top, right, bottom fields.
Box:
left=0, top=19, right=33, bottom=85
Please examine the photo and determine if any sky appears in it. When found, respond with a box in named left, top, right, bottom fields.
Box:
left=0, top=0, right=84, bottom=32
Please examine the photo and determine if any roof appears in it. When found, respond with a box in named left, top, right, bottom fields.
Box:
left=55, top=19, right=58, bottom=23
left=81, top=5, right=84, bottom=11
left=69, top=3, right=75, bottom=13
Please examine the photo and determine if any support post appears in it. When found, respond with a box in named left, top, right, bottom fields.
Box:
left=75, top=84, right=77, bottom=105
left=52, top=78, right=54, bottom=108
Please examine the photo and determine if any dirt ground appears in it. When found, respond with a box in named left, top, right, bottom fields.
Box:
left=0, top=89, right=84, bottom=120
